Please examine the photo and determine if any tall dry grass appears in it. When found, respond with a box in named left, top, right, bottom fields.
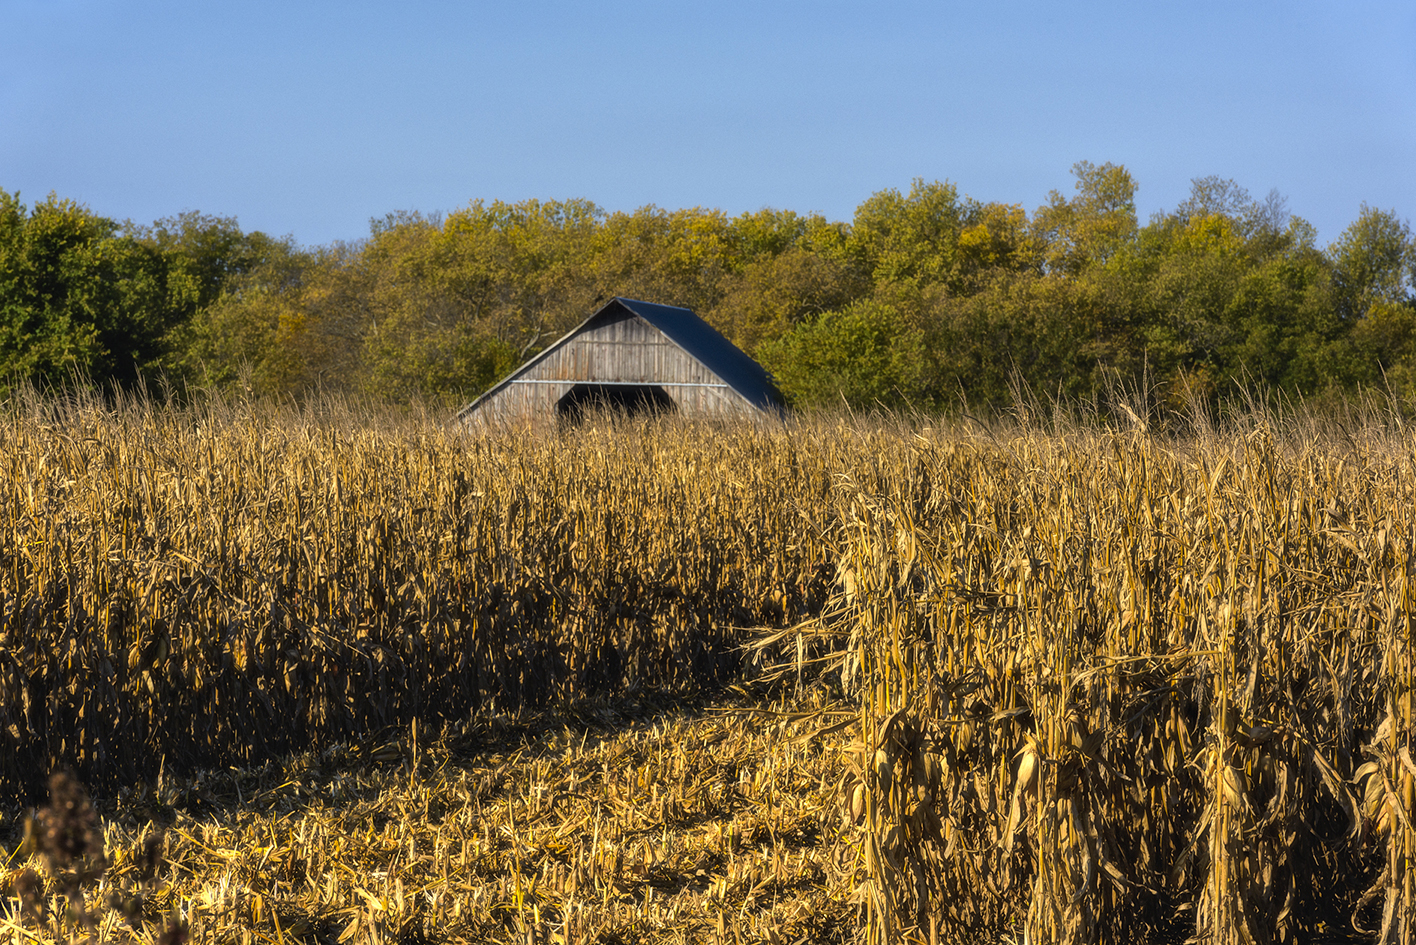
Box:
left=5, top=388, right=1415, bottom=942
left=0, top=389, right=859, bottom=799
left=831, top=401, right=1416, bottom=943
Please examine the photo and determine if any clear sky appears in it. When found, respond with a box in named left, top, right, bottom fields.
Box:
left=4, top=0, right=1413, bottom=248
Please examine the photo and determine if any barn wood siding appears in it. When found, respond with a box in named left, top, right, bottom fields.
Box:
left=463, top=300, right=781, bottom=424
left=517, top=309, right=721, bottom=388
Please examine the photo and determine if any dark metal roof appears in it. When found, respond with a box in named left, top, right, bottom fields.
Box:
left=612, top=298, right=784, bottom=412
left=457, top=297, right=786, bottom=420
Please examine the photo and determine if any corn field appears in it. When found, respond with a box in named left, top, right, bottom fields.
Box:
left=834, top=408, right=1416, bottom=943
left=0, top=390, right=840, bottom=799
left=4, top=703, right=862, bottom=944
left=3, top=389, right=1415, bottom=943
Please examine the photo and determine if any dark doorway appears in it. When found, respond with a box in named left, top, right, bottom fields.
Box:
left=556, top=384, right=677, bottom=423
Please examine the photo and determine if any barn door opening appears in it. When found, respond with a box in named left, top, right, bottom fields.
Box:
left=556, top=384, right=676, bottom=423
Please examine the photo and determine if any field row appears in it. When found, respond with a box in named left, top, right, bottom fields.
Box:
left=1, top=398, right=855, bottom=797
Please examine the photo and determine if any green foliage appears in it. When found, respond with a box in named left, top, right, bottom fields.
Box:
left=1221, top=252, right=1339, bottom=393
left=439, top=198, right=605, bottom=341
left=1340, top=300, right=1416, bottom=396
left=758, top=298, right=930, bottom=409
left=176, top=236, right=320, bottom=396
left=0, top=190, right=194, bottom=392
left=2, top=169, right=1413, bottom=412
left=1032, top=161, right=1139, bottom=273
left=132, top=210, right=288, bottom=310
left=850, top=178, right=967, bottom=289
left=714, top=245, right=866, bottom=355
left=1329, top=203, right=1415, bottom=321
left=955, top=202, right=1041, bottom=286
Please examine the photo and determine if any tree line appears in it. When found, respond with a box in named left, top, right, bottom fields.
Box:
left=3, top=162, right=1414, bottom=411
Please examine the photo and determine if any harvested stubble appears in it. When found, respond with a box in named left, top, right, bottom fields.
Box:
left=0, top=391, right=850, bottom=798
left=1, top=693, right=863, bottom=944
left=830, top=413, right=1416, bottom=944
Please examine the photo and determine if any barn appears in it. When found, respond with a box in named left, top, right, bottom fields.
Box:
left=455, top=297, right=787, bottom=424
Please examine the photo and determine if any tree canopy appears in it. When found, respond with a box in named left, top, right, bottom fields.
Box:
left=2, top=167, right=1413, bottom=412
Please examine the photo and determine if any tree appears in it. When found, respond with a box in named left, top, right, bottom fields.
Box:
left=712, top=246, right=865, bottom=355
left=176, top=237, right=342, bottom=397
left=131, top=211, right=287, bottom=310
left=850, top=179, right=967, bottom=289
left=1032, top=161, right=1139, bottom=274
left=586, top=205, right=737, bottom=317
left=1172, top=176, right=1291, bottom=251
left=757, top=298, right=930, bottom=409
left=1344, top=300, right=1416, bottom=397
left=725, top=207, right=815, bottom=267
left=954, top=201, right=1042, bottom=288
left=1328, top=204, right=1414, bottom=321
left=438, top=198, right=605, bottom=353
left=0, top=190, right=195, bottom=392
left=359, top=209, right=523, bottom=402
left=1220, top=251, right=1339, bottom=394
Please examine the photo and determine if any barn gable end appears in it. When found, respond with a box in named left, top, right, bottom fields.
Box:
left=456, top=298, right=785, bottom=424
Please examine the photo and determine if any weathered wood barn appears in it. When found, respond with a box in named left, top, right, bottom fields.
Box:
left=456, top=298, right=786, bottom=424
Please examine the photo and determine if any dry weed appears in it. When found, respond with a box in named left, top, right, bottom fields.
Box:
left=2, top=692, right=862, bottom=944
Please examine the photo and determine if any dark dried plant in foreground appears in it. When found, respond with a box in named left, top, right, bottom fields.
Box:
left=3, top=693, right=860, bottom=944
left=6, top=771, right=187, bottom=944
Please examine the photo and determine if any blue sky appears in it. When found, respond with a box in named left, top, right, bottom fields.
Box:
left=4, top=1, right=1413, bottom=248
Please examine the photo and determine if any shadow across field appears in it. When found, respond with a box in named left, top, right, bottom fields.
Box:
left=3, top=686, right=860, bottom=945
